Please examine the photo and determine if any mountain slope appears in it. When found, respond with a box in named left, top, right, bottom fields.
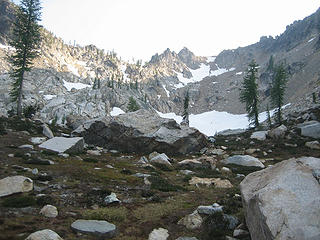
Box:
left=0, top=0, right=319, bottom=124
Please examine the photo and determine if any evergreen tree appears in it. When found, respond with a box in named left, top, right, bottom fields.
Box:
left=266, top=104, right=272, bottom=129
left=267, top=55, right=274, bottom=72
left=182, top=90, right=190, bottom=126
left=270, top=63, right=287, bottom=125
left=8, top=0, right=42, bottom=117
left=127, top=96, right=140, bottom=112
left=240, top=60, right=260, bottom=127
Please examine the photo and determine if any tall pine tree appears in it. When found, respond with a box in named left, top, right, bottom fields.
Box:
left=9, top=0, right=42, bottom=117
left=181, top=90, right=190, bottom=126
left=271, top=63, right=287, bottom=125
left=240, top=60, right=260, bottom=127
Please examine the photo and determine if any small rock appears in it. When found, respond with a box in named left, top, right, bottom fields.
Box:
left=8, top=154, right=14, bottom=158
left=305, top=141, right=320, bottom=150
left=30, top=137, right=47, bottom=145
left=42, top=124, right=54, bottom=139
left=245, top=148, right=257, bottom=154
left=189, top=177, right=233, bottom=188
left=284, top=143, right=298, bottom=147
left=133, top=173, right=151, bottom=178
left=179, top=170, right=195, bottom=175
left=71, top=219, right=117, bottom=238
left=25, top=229, right=63, bottom=240
left=87, top=150, right=101, bottom=156
left=138, top=156, right=148, bottom=164
left=221, top=167, right=231, bottom=173
left=19, top=144, right=34, bottom=150
left=148, top=228, right=169, bottom=240
left=104, top=192, right=121, bottom=205
left=32, top=168, right=38, bottom=175
left=197, top=204, right=223, bottom=215
left=222, top=155, right=265, bottom=168
left=150, top=153, right=172, bottom=167
left=59, top=153, right=69, bottom=158
left=268, top=125, right=287, bottom=139
left=40, top=205, right=58, bottom=218
left=178, top=210, right=203, bottom=230
left=233, top=229, right=250, bottom=238
left=250, top=131, right=268, bottom=141
left=109, top=150, right=119, bottom=154
left=106, top=165, right=114, bottom=169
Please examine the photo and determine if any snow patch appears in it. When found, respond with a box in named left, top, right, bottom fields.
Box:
left=67, top=64, right=80, bottom=77
left=110, top=107, right=125, bottom=116
left=308, top=37, right=315, bottom=43
left=162, top=85, right=170, bottom=97
left=174, top=64, right=235, bottom=89
left=207, top=56, right=216, bottom=62
left=43, top=95, right=56, bottom=100
left=0, top=43, right=15, bottom=51
left=157, top=104, right=290, bottom=136
left=121, top=64, right=130, bottom=82
left=63, top=80, right=91, bottom=91
left=236, top=72, right=243, bottom=75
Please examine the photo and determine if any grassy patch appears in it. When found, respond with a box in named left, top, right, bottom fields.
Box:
left=152, top=162, right=173, bottom=172
left=226, top=164, right=263, bottom=175
left=2, top=195, right=36, bottom=208
left=149, top=176, right=185, bottom=192
left=132, top=195, right=196, bottom=223
left=83, top=157, right=98, bottom=163
left=83, top=206, right=128, bottom=223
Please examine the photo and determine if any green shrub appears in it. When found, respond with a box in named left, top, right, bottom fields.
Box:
left=23, top=104, right=39, bottom=118
left=201, top=212, right=230, bottom=240
left=127, top=96, right=140, bottom=112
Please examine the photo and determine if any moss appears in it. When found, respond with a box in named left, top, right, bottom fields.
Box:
left=2, top=195, right=36, bottom=208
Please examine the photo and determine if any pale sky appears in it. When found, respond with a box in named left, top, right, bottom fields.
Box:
left=12, top=0, right=320, bottom=61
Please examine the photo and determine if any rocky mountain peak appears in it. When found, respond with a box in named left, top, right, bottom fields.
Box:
left=178, top=47, right=205, bottom=70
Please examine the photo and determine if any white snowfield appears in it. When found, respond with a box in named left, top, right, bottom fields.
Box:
left=174, top=61, right=236, bottom=89
left=110, top=107, right=125, bottom=116
left=63, top=80, right=91, bottom=91
left=157, top=105, right=289, bottom=136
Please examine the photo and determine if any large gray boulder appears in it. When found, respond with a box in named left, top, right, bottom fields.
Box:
left=297, top=121, right=320, bottom=139
left=0, top=176, right=33, bottom=197
left=74, top=110, right=208, bottom=155
left=39, top=137, right=84, bottom=154
left=240, top=157, right=320, bottom=240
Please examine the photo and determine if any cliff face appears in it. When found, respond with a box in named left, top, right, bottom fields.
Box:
left=0, top=0, right=319, bottom=123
